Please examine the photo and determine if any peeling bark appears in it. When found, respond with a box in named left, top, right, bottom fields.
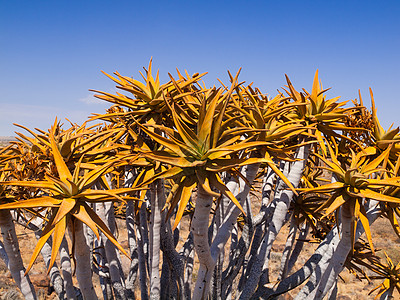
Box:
left=0, top=209, right=37, bottom=300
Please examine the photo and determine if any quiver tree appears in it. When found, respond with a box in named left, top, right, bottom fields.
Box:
left=0, top=62, right=400, bottom=300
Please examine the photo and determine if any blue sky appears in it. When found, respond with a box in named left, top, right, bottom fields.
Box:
left=1, top=0, right=399, bottom=136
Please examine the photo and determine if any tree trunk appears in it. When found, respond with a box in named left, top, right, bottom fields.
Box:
left=97, top=202, right=127, bottom=300
left=149, top=180, right=163, bottom=299
left=59, top=237, right=77, bottom=300
left=125, top=200, right=138, bottom=299
left=73, top=219, right=98, bottom=300
left=284, top=222, right=310, bottom=279
left=136, top=201, right=149, bottom=300
left=192, top=185, right=215, bottom=300
left=278, top=214, right=297, bottom=281
left=0, top=209, right=37, bottom=300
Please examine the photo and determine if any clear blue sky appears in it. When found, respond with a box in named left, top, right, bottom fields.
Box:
left=1, top=0, right=399, bottom=136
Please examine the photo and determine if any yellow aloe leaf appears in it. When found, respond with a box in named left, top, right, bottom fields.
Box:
left=264, top=158, right=297, bottom=195
left=49, top=130, right=72, bottom=182
left=204, top=157, right=268, bottom=172
left=386, top=208, right=400, bottom=239
left=311, top=70, right=320, bottom=101
left=13, top=123, right=51, bottom=148
left=375, top=279, right=391, bottom=299
left=350, top=199, right=362, bottom=252
left=362, top=146, right=392, bottom=174
left=166, top=101, right=198, bottom=149
left=52, top=198, right=76, bottom=226
left=78, top=203, right=129, bottom=258
left=133, top=169, right=154, bottom=201
left=0, top=196, right=61, bottom=209
left=314, top=113, right=347, bottom=122
left=368, top=178, right=400, bottom=188
left=172, top=178, right=197, bottom=230
left=323, top=194, right=346, bottom=216
left=77, top=161, right=114, bottom=190
left=370, top=88, right=385, bottom=140
left=210, top=173, right=245, bottom=215
left=198, top=89, right=223, bottom=149
left=211, top=70, right=240, bottom=148
left=298, top=181, right=345, bottom=193
left=369, top=283, right=384, bottom=297
left=137, top=166, right=184, bottom=187
left=48, top=216, right=67, bottom=274
left=361, top=189, right=400, bottom=204
left=100, top=71, right=126, bottom=86
left=205, top=141, right=267, bottom=161
left=315, top=130, right=327, bottom=156
left=0, top=181, right=59, bottom=192
left=72, top=204, right=101, bottom=240
left=25, top=221, right=56, bottom=275
left=79, top=189, right=126, bottom=203
left=196, top=170, right=220, bottom=198
left=164, top=179, right=183, bottom=211
left=59, top=134, right=84, bottom=157
left=140, top=152, right=204, bottom=168
left=72, top=155, right=85, bottom=183
left=47, top=176, right=75, bottom=196
left=135, top=122, right=187, bottom=157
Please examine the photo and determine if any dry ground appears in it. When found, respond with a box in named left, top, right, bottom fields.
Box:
left=0, top=215, right=398, bottom=299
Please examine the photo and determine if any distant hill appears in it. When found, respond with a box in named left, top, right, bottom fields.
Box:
left=0, top=136, right=16, bottom=146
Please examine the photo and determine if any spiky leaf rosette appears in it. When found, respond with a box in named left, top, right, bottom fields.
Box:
left=282, top=70, right=364, bottom=155
left=90, top=59, right=207, bottom=128
left=0, top=127, right=137, bottom=274
left=299, top=142, right=400, bottom=253
left=132, top=72, right=297, bottom=229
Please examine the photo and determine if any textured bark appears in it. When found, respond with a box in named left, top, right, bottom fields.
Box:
left=136, top=203, right=149, bottom=300
left=241, top=164, right=287, bottom=290
left=192, top=185, right=215, bottom=300
left=125, top=200, right=138, bottom=299
left=0, top=209, right=37, bottom=300
left=184, top=245, right=194, bottom=300
left=211, top=164, right=259, bottom=264
left=160, top=214, right=185, bottom=299
left=149, top=180, right=163, bottom=300
left=211, top=199, right=224, bottom=300
left=239, top=145, right=309, bottom=300
left=327, top=280, right=337, bottom=300
left=160, top=253, right=171, bottom=300
left=252, top=226, right=339, bottom=299
left=0, top=240, right=9, bottom=266
left=97, top=202, right=127, bottom=300
left=284, top=222, right=310, bottom=279
left=296, top=200, right=381, bottom=299
left=59, top=238, right=77, bottom=300
left=180, top=233, right=194, bottom=300
left=95, top=238, right=114, bottom=300
left=278, top=214, right=298, bottom=281
left=73, top=220, right=98, bottom=300
left=304, top=205, right=352, bottom=300
left=222, top=196, right=253, bottom=298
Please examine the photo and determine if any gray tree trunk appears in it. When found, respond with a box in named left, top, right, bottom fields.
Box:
left=0, top=209, right=37, bottom=300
